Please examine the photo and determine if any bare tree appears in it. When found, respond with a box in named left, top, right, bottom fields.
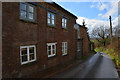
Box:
left=92, top=26, right=109, bottom=46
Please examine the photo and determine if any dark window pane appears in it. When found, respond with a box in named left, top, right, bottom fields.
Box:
left=65, top=43, right=67, bottom=46
left=65, top=19, right=67, bottom=23
left=52, top=14, right=54, bottom=19
left=48, top=46, right=51, bottom=50
left=65, top=23, right=66, bottom=27
left=62, top=18, right=67, bottom=28
left=48, top=18, right=50, bottom=24
left=62, top=18, right=65, bottom=27
left=52, top=20, right=54, bottom=25
left=20, top=11, right=26, bottom=18
left=62, top=43, right=64, bottom=49
left=53, top=50, right=55, bottom=54
left=21, top=48, right=27, bottom=55
left=20, top=3, right=26, bottom=10
left=48, top=13, right=50, bottom=18
left=62, top=18, right=64, bottom=23
left=62, top=50, right=64, bottom=54
left=30, top=54, right=34, bottom=60
left=65, top=47, right=67, bottom=50
left=62, top=47, right=64, bottom=51
left=65, top=50, right=67, bottom=53
left=29, top=6, right=34, bottom=13
left=52, top=45, right=55, bottom=49
left=28, top=13, right=34, bottom=20
left=48, top=50, right=51, bottom=55
left=62, top=22, right=64, bottom=27
left=22, top=55, right=27, bottom=62
left=29, top=47, right=34, bottom=54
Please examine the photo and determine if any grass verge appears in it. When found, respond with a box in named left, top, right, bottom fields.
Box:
left=95, top=47, right=120, bottom=67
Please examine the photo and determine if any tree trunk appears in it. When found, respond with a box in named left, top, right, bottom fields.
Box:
left=103, top=41, right=105, bottom=46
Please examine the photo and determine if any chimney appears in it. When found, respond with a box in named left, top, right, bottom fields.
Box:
left=83, top=19, right=85, bottom=27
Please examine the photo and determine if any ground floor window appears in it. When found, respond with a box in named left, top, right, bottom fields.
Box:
left=20, top=45, right=36, bottom=65
left=77, top=42, right=81, bottom=52
left=47, top=43, right=57, bottom=57
left=62, top=42, right=67, bottom=55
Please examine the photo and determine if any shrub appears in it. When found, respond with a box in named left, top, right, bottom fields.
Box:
left=81, top=56, right=87, bottom=60
left=90, top=50, right=96, bottom=54
left=95, top=47, right=106, bottom=52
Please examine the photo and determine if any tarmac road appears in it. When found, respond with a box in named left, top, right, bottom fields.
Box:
left=52, top=52, right=119, bottom=79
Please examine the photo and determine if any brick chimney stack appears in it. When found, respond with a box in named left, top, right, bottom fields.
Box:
left=83, top=19, right=85, bottom=27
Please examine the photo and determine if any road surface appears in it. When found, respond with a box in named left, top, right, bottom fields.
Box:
left=52, top=52, right=119, bottom=79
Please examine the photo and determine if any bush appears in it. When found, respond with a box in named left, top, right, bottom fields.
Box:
left=95, top=47, right=106, bottom=52
left=81, top=56, right=87, bottom=60
left=90, top=50, right=96, bottom=54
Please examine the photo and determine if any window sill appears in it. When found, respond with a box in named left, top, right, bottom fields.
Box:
left=62, top=53, right=68, bottom=56
left=62, top=28, right=68, bottom=31
left=20, top=18, right=38, bottom=24
left=47, top=24, right=56, bottom=28
left=77, top=50, right=81, bottom=52
left=20, top=60, right=37, bottom=66
left=48, top=54, right=57, bottom=59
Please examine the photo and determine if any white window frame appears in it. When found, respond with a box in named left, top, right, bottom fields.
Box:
left=62, top=42, right=67, bottom=55
left=20, top=2, right=35, bottom=21
left=20, top=45, right=36, bottom=65
left=47, top=12, right=55, bottom=26
left=78, top=28, right=80, bottom=39
left=62, top=18, right=67, bottom=28
left=47, top=43, right=57, bottom=57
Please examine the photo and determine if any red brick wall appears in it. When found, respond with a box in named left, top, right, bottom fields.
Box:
left=79, top=27, right=90, bottom=57
left=90, top=42, right=94, bottom=51
left=2, top=2, right=77, bottom=78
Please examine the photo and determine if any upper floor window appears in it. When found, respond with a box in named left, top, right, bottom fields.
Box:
left=62, top=42, right=67, bottom=55
left=20, top=3, right=35, bottom=21
left=20, top=45, right=36, bottom=65
left=47, top=12, right=55, bottom=26
left=78, top=29, right=80, bottom=39
left=47, top=43, right=57, bottom=57
left=62, top=18, right=67, bottom=28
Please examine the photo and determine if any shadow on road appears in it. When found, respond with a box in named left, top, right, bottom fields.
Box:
left=84, top=55, right=103, bottom=78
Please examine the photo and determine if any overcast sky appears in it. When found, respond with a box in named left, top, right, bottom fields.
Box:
left=53, top=1, right=119, bottom=36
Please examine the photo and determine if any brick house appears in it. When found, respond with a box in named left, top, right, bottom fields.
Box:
left=2, top=2, right=78, bottom=78
left=2, top=2, right=90, bottom=78
left=76, top=23, right=90, bottom=59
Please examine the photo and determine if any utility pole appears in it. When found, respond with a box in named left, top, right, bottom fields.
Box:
left=118, top=28, right=120, bottom=66
left=109, top=16, right=112, bottom=39
left=109, top=16, right=113, bottom=46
